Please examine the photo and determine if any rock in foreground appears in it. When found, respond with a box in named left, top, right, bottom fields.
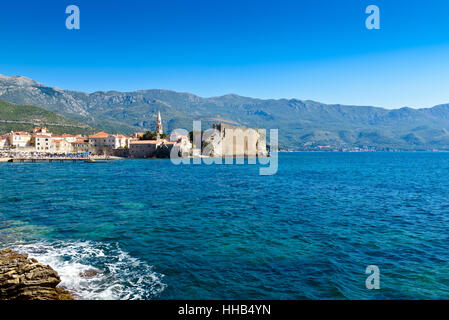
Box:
left=0, top=248, right=74, bottom=300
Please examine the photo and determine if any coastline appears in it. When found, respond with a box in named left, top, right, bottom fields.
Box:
left=0, top=249, right=74, bottom=300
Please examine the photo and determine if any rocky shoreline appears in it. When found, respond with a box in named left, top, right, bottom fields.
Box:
left=0, top=249, right=74, bottom=300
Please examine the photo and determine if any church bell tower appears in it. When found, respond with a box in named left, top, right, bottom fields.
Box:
left=156, top=111, right=163, bottom=139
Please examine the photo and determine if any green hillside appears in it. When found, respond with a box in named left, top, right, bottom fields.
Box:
left=0, top=100, right=95, bottom=135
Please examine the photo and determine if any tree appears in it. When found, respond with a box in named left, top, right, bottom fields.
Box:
left=140, top=131, right=168, bottom=140
left=141, top=131, right=157, bottom=140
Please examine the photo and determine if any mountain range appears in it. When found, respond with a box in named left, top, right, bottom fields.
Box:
left=1, top=74, right=449, bottom=150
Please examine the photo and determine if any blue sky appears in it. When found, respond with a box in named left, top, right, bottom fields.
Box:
left=1, top=0, right=449, bottom=109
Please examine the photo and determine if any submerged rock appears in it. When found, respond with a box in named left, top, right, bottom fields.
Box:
left=79, top=269, right=101, bottom=278
left=0, top=248, right=74, bottom=300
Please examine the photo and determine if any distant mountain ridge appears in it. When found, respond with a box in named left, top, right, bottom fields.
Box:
left=1, top=74, right=449, bottom=150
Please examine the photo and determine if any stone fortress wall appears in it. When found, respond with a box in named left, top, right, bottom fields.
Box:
left=204, top=123, right=268, bottom=157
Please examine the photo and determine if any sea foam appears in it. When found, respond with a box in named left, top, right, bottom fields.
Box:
left=11, top=240, right=166, bottom=300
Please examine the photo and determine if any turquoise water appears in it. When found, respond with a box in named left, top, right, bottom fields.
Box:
left=1, top=153, right=449, bottom=299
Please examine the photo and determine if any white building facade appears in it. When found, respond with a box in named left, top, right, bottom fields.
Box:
left=7, top=132, right=32, bottom=148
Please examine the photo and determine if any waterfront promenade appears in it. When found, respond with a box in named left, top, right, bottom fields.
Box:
left=0, top=150, right=125, bottom=162
left=0, top=151, right=90, bottom=162
left=6, top=158, right=88, bottom=163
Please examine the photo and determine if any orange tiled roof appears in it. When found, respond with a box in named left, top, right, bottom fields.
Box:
left=61, top=134, right=74, bottom=137
left=72, top=139, right=88, bottom=144
left=13, top=131, right=30, bottom=136
left=89, top=132, right=110, bottom=139
left=132, top=132, right=145, bottom=138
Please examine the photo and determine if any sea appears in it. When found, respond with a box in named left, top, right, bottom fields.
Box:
left=1, top=152, right=449, bottom=299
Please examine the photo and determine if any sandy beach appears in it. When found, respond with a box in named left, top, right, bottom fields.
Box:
left=0, top=158, right=12, bottom=162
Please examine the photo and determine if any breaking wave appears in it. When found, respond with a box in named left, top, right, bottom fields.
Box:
left=11, top=240, right=167, bottom=300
